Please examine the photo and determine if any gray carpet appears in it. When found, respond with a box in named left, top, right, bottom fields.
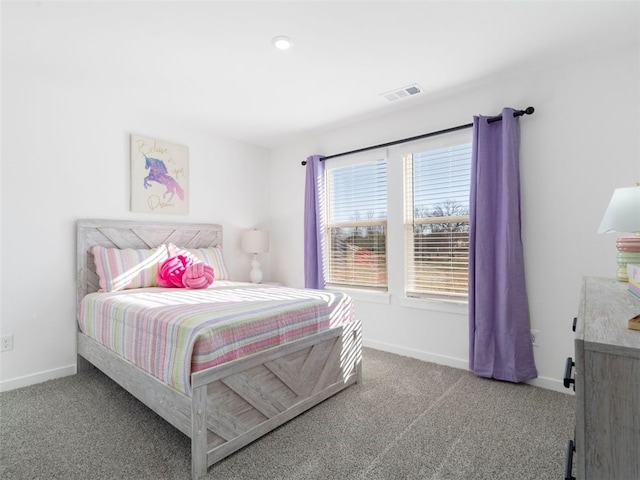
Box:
left=0, top=348, right=574, bottom=479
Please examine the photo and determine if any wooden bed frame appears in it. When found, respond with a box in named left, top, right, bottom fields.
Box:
left=76, top=219, right=362, bottom=479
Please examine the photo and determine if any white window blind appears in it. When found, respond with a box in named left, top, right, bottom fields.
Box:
left=404, top=143, right=471, bottom=299
left=325, top=158, right=387, bottom=289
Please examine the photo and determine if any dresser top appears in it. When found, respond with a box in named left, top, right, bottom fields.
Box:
left=577, top=276, right=640, bottom=356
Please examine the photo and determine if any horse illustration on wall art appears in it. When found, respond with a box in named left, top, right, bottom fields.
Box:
left=143, top=153, right=185, bottom=202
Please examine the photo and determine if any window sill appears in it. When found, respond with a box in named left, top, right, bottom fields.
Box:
left=324, top=285, right=391, bottom=305
left=399, top=296, right=468, bottom=314
left=323, top=286, right=467, bottom=314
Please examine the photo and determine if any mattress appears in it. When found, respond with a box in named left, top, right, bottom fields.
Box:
left=78, top=281, right=354, bottom=394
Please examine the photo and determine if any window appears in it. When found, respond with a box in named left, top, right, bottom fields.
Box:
left=404, top=143, right=471, bottom=299
left=325, top=158, right=387, bottom=289
left=320, top=131, right=471, bottom=301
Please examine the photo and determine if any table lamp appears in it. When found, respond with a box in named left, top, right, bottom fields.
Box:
left=241, top=229, right=269, bottom=283
left=598, top=184, right=640, bottom=281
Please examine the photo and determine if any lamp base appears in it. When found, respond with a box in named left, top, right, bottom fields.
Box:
left=249, top=254, right=263, bottom=284
left=615, top=236, right=640, bottom=281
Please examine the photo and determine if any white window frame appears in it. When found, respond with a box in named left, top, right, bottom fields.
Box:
left=323, top=150, right=388, bottom=291
left=397, top=130, right=472, bottom=301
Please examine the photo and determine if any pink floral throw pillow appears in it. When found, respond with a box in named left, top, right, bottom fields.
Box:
left=157, top=256, right=215, bottom=289
left=183, top=263, right=215, bottom=289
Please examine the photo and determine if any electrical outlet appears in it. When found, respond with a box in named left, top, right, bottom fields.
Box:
left=1, top=334, right=13, bottom=352
left=530, top=329, right=540, bottom=347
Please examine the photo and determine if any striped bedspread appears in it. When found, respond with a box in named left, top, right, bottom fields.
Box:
left=78, top=282, right=354, bottom=394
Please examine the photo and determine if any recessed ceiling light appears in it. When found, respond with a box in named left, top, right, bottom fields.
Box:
left=272, top=36, right=293, bottom=50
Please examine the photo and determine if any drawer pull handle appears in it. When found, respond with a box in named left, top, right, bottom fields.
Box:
left=563, top=357, right=575, bottom=390
left=564, top=439, right=576, bottom=480
left=572, top=316, right=577, bottom=332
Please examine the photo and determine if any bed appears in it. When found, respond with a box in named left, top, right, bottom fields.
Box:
left=76, top=219, right=362, bottom=480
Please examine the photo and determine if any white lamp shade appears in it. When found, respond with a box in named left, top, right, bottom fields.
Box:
left=598, top=185, right=640, bottom=234
left=241, top=229, right=269, bottom=254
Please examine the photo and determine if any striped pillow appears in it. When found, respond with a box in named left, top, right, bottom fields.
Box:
left=92, top=245, right=169, bottom=292
left=168, top=244, right=230, bottom=280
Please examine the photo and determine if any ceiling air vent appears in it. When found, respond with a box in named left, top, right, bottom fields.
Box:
left=381, top=84, right=423, bottom=102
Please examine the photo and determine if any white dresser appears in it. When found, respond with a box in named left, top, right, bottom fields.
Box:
left=565, top=276, right=640, bottom=479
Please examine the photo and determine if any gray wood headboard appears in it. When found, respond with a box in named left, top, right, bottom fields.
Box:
left=76, top=219, right=223, bottom=302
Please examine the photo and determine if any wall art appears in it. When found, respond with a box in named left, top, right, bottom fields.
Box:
left=130, top=134, right=189, bottom=215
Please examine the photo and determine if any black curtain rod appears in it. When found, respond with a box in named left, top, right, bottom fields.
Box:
left=301, top=106, right=534, bottom=165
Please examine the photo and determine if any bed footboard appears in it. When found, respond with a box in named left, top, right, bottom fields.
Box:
left=190, top=319, right=362, bottom=479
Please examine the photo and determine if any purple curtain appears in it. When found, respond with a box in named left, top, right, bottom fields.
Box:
left=468, top=108, right=537, bottom=383
left=304, top=155, right=325, bottom=289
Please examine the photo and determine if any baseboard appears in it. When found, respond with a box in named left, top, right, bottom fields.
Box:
left=525, top=376, right=571, bottom=394
left=362, top=339, right=469, bottom=371
left=0, top=364, right=76, bottom=392
left=362, top=339, right=570, bottom=394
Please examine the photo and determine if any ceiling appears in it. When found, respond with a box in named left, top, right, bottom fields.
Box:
left=3, top=1, right=639, bottom=148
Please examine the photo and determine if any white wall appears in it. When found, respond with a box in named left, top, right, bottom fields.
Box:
left=269, top=44, right=640, bottom=391
left=0, top=55, right=271, bottom=391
